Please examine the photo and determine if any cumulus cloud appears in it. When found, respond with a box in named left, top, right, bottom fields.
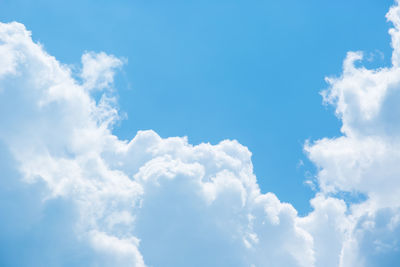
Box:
left=0, top=21, right=313, bottom=266
left=305, top=1, right=400, bottom=265
left=80, top=52, right=123, bottom=91
left=2, top=1, right=400, bottom=266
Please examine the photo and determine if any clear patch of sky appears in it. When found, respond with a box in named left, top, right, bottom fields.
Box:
left=0, top=0, right=394, bottom=215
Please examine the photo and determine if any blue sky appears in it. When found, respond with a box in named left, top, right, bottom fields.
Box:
left=0, top=0, right=394, bottom=214
left=1, top=0, right=400, bottom=266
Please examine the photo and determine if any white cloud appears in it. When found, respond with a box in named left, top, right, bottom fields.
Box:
left=305, top=1, right=400, bottom=265
left=81, top=52, right=123, bottom=91
left=0, top=21, right=314, bottom=266
left=2, top=1, right=400, bottom=265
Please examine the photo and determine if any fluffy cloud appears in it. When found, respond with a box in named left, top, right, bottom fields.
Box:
left=305, top=1, right=400, bottom=265
left=2, top=1, right=400, bottom=266
left=0, top=22, right=313, bottom=266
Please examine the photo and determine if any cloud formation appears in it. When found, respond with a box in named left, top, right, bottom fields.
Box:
left=305, top=1, right=400, bottom=265
left=1, top=1, right=400, bottom=266
left=0, top=21, right=313, bottom=266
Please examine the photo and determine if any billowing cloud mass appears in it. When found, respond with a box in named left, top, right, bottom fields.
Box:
left=1, top=1, right=400, bottom=266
